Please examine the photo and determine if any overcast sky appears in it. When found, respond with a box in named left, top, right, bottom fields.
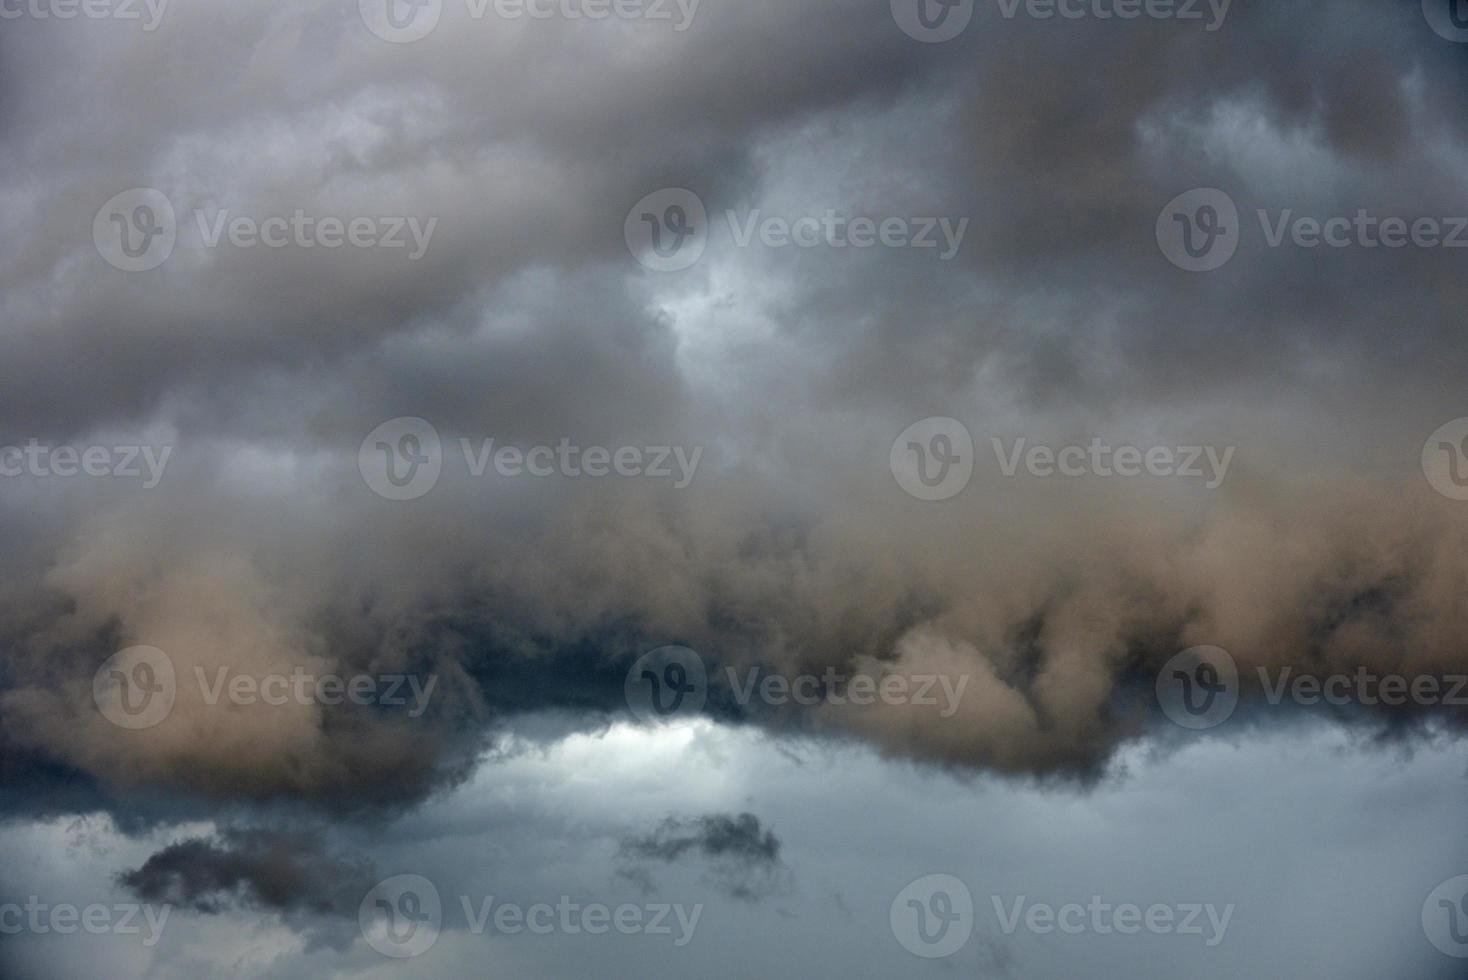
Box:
left=3, top=0, right=1468, bottom=976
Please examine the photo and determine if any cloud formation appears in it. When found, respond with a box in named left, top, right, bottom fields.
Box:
left=0, top=0, right=1466, bottom=833
left=620, top=811, right=787, bottom=900
left=117, top=828, right=373, bottom=917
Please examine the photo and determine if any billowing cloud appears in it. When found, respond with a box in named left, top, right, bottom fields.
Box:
left=0, top=0, right=1464, bottom=835
left=117, top=828, right=373, bottom=918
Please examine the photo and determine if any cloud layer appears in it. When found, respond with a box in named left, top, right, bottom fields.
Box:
left=1, top=0, right=1466, bottom=831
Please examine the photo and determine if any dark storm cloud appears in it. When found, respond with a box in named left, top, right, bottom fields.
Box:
left=782, top=0, right=1468, bottom=425
left=0, top=0, right=1467, bottom=833
left=116, top=828, right=373, bottom=916
left=623, top=812, right=781, bottom=864
left=0, top=0, right=940, bottom=442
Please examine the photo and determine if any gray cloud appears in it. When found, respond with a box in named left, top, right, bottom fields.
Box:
left=116, top=828, right=374, bottom=917
left=621, top=812, right=788, bottom=900
left=0, top=0, right=1464, bottom=836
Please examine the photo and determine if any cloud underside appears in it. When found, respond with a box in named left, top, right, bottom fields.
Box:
left=0, top=0, right=1466, bottom=827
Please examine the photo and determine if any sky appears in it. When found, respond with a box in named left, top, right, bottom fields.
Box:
left=3, top=0, right=1468, bottom=976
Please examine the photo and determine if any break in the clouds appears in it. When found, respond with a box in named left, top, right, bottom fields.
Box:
left=3, top=0, right=1468, bottom=976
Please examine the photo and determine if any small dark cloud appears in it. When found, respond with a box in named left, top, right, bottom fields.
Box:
left=116, top=828, right=374, bottom=919
left=619, top=812, right=790, bottom=901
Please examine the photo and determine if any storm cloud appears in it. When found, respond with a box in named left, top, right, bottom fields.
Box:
left=0, top=0, right=1465, bottom=922
left=116, top=828, right=373, bottom=918
left=620, top=812, right=788, bottom=900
